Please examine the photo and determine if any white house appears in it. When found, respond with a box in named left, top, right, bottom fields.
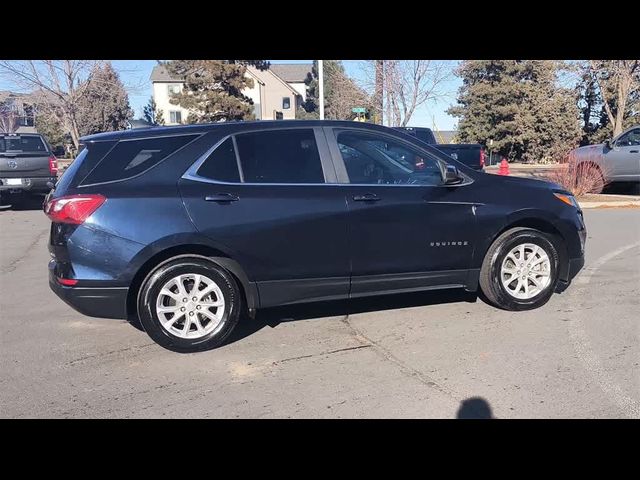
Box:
left=150, top=63, right=312, bottom=125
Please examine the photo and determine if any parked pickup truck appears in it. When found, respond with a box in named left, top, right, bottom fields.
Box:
left=393, top=126, right=486, bottom=171
left=569, top=125, right=640, bottom=193
left=0, top=133, right=58, bottom=205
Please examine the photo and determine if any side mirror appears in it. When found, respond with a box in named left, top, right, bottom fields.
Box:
left=444, top=164, right=463, bottom=185
left=604, top=139, right=612, bottom=149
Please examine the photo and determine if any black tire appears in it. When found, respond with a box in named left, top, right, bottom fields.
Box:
left=479, top=228, right=560, bottom=311
left=137, top=256, right=241, bottom=352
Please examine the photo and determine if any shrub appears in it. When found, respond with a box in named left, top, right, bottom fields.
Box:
left=545, top=153, right=608, bottom=196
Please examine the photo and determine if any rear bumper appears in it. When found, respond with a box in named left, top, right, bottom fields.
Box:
left=49, top=265, right=129, bottom=320
left=0, top=176, right=56, bottom=193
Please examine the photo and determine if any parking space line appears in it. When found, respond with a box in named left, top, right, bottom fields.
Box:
left=568, top=241, right=640, bottom=419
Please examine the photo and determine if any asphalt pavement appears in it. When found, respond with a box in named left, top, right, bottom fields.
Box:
left=1, top=203, right=638, bottom=418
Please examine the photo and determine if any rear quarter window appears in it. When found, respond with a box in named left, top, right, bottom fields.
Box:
left=196, top=137, right=241, bottom=183
left=80, top=134, right=199, bottom=185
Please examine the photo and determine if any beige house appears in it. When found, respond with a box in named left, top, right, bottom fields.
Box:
left=150, top=63, right=312, bottom=125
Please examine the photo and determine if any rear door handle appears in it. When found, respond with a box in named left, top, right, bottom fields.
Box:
left=630, top=150, right=639, bottom=153
left=353, top=193, right=381, bottom=202
left=205, top=193, right=239, bottom=202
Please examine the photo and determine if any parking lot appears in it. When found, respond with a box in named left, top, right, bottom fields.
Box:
left=1, top=202, right=639, bottom=418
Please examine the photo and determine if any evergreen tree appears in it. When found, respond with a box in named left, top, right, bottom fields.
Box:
left=155, top=108, right=165, bottom=126
left=164, top=60, right=269, bottom=123
left=76, top=62, right=133, bottom=136
left=448, top=60, right=581, bottom=163
left=35, top=110, right=67, bottom=152
left=143, top=96, right=165, bottom=125
left=301, top=62, right=320, bottom=117
left=299, top=60, right=371, bottom=120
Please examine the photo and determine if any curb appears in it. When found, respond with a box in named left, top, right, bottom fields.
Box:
left=578, top=201, right=640, bottom=209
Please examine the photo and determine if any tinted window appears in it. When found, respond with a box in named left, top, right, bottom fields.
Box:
left=0, top=135, right=47, bottom=153
left=56, top=141, right=116, bottom=191
left=197, top=137, right=241, bottom=182
left=235, top=129, right=324, bottom=184
left=80, top=134, right=198, bottom=185
left=337, top=131, right=442, bottom=186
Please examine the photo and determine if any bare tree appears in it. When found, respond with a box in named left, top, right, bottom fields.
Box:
left=362, top=60, right=453, bottom=127
left=587, top=60, right=639, bottom=137
left=0, top=60, right=104, bottom=149
left=0, top=103, right=20, bottom=133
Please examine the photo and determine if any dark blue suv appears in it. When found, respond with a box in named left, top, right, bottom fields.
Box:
left=45, top=121, right=586, bottom=352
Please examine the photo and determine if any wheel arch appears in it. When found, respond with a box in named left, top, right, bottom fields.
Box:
left=126, top=242, right=258, bottom=320
left=480, top=215, right=570, bottom=284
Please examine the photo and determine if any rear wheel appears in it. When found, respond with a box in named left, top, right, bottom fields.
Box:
left=479, top=228, right=560, bottom=311
left=137, top=257, right=241, bottom=352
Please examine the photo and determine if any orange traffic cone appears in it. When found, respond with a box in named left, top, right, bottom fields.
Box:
left=498, top=159, right=510, bottom=176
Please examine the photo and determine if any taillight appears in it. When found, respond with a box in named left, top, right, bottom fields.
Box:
left=48, top=155, right=58, bottom=175
left=57, top=278, right=78, bottom=286
left=44, top=194, right=106, bottom=224
left=479, top=149, right=486, bottom=168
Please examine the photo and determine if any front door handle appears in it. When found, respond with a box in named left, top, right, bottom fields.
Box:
left=630, top=150, right=639, bottom=153
left=205, top=193, right=239, bottom=202
left=353, top=193, right=381, bottom=202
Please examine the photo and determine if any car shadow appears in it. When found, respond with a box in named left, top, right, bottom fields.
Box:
left=603, top=183, right=640, bottom=195
left=224, top=288, right=479, bottom=346
left=1, top=194, right=46, bottom=211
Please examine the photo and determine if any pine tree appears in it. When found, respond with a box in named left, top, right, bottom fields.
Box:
left=35, top=110, right=67, bottom=152
left=164, top=60, right=268, bottom=123
left=155, top=108, right=165, bottom=126
left=143, top=97, right=165, bottom=125
left=448, top=60, right=581, bottom=163
left=299, top=60, right=371, bottom=120
left=76, top=62, right=133, bottom=136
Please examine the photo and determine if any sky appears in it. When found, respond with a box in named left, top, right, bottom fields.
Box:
left=1, top=60, right=463, bottom=130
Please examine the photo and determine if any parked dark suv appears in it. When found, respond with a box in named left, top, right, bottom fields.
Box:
left=1, top=133, right=58, bottom=205
left=45, top=121, right=586, bottom=352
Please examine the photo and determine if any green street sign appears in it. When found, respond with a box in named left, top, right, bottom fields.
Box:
left=352, top=107, right=366, bottom=113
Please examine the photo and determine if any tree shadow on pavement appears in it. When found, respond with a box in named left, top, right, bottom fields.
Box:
left=225, top=288, right=478, bottom=346
left=456, top=397, right=494, bottom=419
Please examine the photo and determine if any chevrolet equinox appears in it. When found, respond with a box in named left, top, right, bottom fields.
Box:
left=45, top=121, right=586, bottom=352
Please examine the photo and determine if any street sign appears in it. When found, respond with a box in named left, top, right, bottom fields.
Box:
left=352, top=107, right=366, bottom=113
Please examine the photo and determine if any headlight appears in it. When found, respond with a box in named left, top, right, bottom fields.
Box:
left=553, top=192, right=579, bottom=208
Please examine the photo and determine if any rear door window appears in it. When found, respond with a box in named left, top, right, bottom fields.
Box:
left=234, top=129, right=325, bottom=184
left=80, top=134, right=199, bottom=185
left=0, top=135, right=48, bottom=153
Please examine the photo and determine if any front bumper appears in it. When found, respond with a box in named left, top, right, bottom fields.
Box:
left=556, top=254, right=585, bottom=293
left=0, top=176, right=56, bottom=193
left=49, top=262, right=129, bottom=319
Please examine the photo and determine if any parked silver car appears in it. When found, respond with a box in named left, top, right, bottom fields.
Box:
left=570, top=126, right=640, bottom=192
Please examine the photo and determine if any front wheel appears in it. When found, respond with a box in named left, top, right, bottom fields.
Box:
left=137, top=256, right=242, bottom=352
left=479, top=228, right=560, bottom=311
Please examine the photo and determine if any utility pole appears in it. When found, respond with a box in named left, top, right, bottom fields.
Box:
left=318, top=60, right=325, bottom=120
left=374, top=60, right=383, bottom=125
